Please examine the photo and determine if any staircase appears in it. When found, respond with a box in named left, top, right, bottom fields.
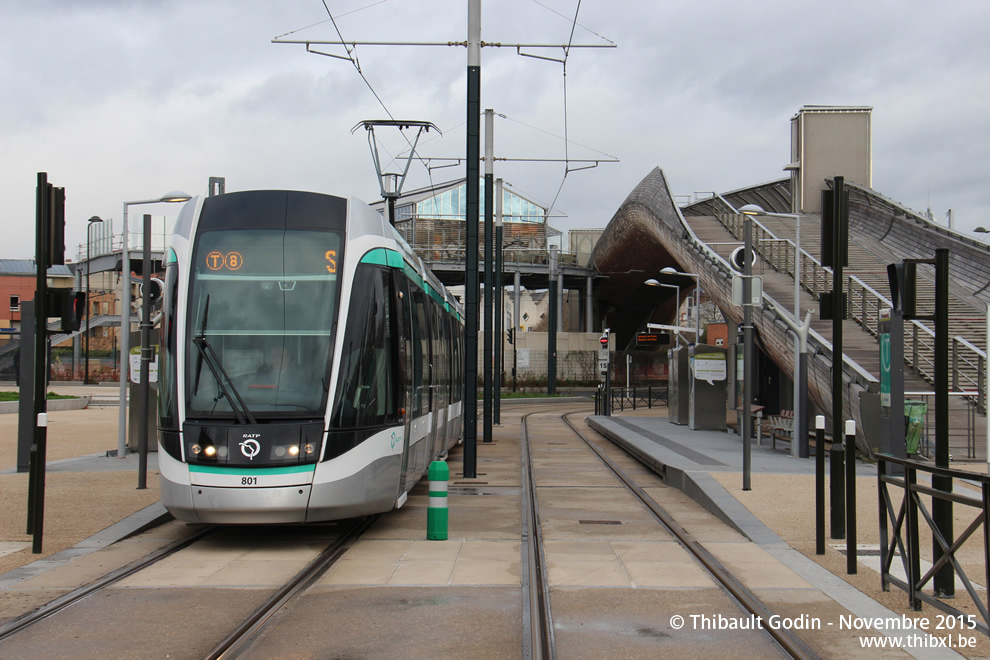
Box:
left=690, top=203, right=986, bottom=461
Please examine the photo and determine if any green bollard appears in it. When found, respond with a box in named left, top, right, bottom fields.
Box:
left=427, top=460, right=449, bottom=540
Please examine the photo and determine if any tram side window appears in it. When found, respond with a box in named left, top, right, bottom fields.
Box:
left=158, top=262, right=180, bottom=431
left=412, top=287, right=431, bottom=415
left=332, top=265, right=396, bottom=429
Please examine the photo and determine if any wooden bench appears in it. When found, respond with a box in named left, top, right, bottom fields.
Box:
left=759, top=410, right=794, bottom=450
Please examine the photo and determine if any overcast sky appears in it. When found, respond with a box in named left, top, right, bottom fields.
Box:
left=2, top=0, right=988, bottom=261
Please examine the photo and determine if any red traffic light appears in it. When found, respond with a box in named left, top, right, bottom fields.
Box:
left=600, top=335, right=608, bottom=346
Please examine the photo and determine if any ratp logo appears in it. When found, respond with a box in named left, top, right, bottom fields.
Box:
left=239, top=437, right=261, bottom=460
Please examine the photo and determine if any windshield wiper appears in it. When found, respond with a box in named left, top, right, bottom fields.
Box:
left=192, top=336, right=257, bottom=425
left=191, top=295, right=256, bottom=424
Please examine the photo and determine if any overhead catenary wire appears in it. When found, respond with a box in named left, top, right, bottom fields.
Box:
left=314, top=0, right=442, bottom=202
left=276, top=1, right=616, bottom=221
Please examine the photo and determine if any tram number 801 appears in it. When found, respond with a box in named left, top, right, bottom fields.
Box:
left=241, top=476, right=258, bottom=485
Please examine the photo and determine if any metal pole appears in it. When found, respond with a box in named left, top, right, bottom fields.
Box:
left=695, top=286, right=701, bottom=341
left=585, top=275, right=593, bottom=332
left=832, top=177, right=846, bottom=539
left=845, top=419, right=857, bottom=574
left=793, top=214, right=801, bottom=458
left=815, top=415, right=826, bottom=554
left=462, top=0, right=480, bottom=477
left=483, top=109, right=493, bottom=443
left=495, top=178, right=503, bottom=426
left=138, top=215, right=152, bottom=489
left=513, top=270, right=520, bottom=393
left=30, top=173, right=51, bottom=553
left=742, top=215, right=753, bottom=490
left=831, top=438, right=845, bottom=539
left=85, top=228, right=91, bottom=385
left=118, top=202, right=130, bottom=458
left=933, top=248, right=954, bottom=596
left=548, top=245, right=557, bottom=395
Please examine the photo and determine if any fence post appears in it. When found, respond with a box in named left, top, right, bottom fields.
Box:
left=906, top=464, right=921, bottom=610
left=877, top=455, right=888, bottom=589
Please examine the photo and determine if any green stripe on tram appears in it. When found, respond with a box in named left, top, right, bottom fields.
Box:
left=362, top=248, right=461, bottom=318
left=362, top=248, right=406, bottom=269
left=189, top=464, right=315, bottom=476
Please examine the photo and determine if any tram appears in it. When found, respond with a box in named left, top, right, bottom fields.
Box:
left=157, top=189, right=464, bottom=523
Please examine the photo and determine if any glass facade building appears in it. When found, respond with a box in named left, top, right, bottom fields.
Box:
left=391, top=179, right=546, bottom=224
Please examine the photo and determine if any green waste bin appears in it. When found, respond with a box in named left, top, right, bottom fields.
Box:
left=904, top=400, right=927, bottom=455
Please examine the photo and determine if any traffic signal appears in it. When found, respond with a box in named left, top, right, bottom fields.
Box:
left=599, top=329, right=609, bottom=347
left=48, top=290, right=86, bottom=332
left=47, top=186, right=66, bottom=267
left=506, top=327, right=514, bottom=345
left=729, top=246, right=757, bottom=272
left=141, top=277, right=165, bottom=307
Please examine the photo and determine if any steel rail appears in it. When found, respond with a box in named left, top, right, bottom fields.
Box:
left=561, top=412, right=820, bottom=660
left=205, top=515, right=379, bottom=660
left=521, top=409, right=557, bottom=660
left=0, top=524, right=216, bottom=642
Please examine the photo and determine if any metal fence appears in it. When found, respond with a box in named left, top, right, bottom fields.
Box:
left=878, top=453, right=990, bottom=636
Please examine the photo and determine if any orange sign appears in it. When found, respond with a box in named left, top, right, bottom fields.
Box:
left=206, top=251, right=243, bottom=271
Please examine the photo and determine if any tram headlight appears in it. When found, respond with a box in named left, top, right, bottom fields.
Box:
left=288, top=445, right=300, bottom=457
left=274, top=446, right=286, bottom=457
left=304, top=443, right=315, bottom=455
left=191, top=444, right=202, bottom=455
left=204, top=445, right=217, bottom=457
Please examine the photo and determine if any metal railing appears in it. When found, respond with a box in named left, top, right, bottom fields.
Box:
left=877, top=453, right=990, bottom=636
left=713, top=199, right=988, bottom=419
left=594, top=384, right=667, bottom=414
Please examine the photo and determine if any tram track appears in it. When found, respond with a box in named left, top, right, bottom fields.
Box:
left=0, top=524, right=217, bottom=643
left=521, top=406, right=820, bottom=660
left=205, top=514, right=379, bottom=659
left=0, top=515, right=376, bottom=658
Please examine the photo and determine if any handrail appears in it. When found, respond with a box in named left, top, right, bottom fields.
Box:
left=713, top=198, right=988, bottom=421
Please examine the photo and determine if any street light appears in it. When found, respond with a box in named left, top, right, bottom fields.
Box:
left=117, top=190, right=191, bottom=460
left=644, top=279, right=681, bottom=341
left=660, top=267, right=703, bottom=340
left=739, top=204, right=809, bottom=459
left=85, top=216, right=104, bottom=385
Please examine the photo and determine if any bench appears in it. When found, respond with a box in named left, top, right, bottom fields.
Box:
left=759, top=410, right=794, bottom=450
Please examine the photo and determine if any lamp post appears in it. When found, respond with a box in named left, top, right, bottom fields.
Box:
left=85, top=216, right=104, bottom=385
left=644, top=279, right=681, bottom=342
left=660, top=267, right=702, bottom=340
left=117, top=191, right=191, bottom=460
left=740, top=204, right=808, bottom=459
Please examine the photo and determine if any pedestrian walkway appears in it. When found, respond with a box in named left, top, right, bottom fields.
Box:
left=590, top=410, right=988, bottom=658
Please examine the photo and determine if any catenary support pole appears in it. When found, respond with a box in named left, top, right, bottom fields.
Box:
left=494, top=178, right=503, bottom=426
left=483, top=109, right=493, bottom=443
left=462, top=0, right=480, bottom=477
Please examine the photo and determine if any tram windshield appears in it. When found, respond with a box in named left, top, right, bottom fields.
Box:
left=186, top=229, right=343, bottom=418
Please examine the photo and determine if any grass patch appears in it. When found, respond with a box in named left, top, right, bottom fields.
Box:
left=493, top=392, right=576, bottom=399
left=0, top=392, right=78, bottom=402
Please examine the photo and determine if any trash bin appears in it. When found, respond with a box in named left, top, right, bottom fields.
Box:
left=904, top=400, right=927, bottom=455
